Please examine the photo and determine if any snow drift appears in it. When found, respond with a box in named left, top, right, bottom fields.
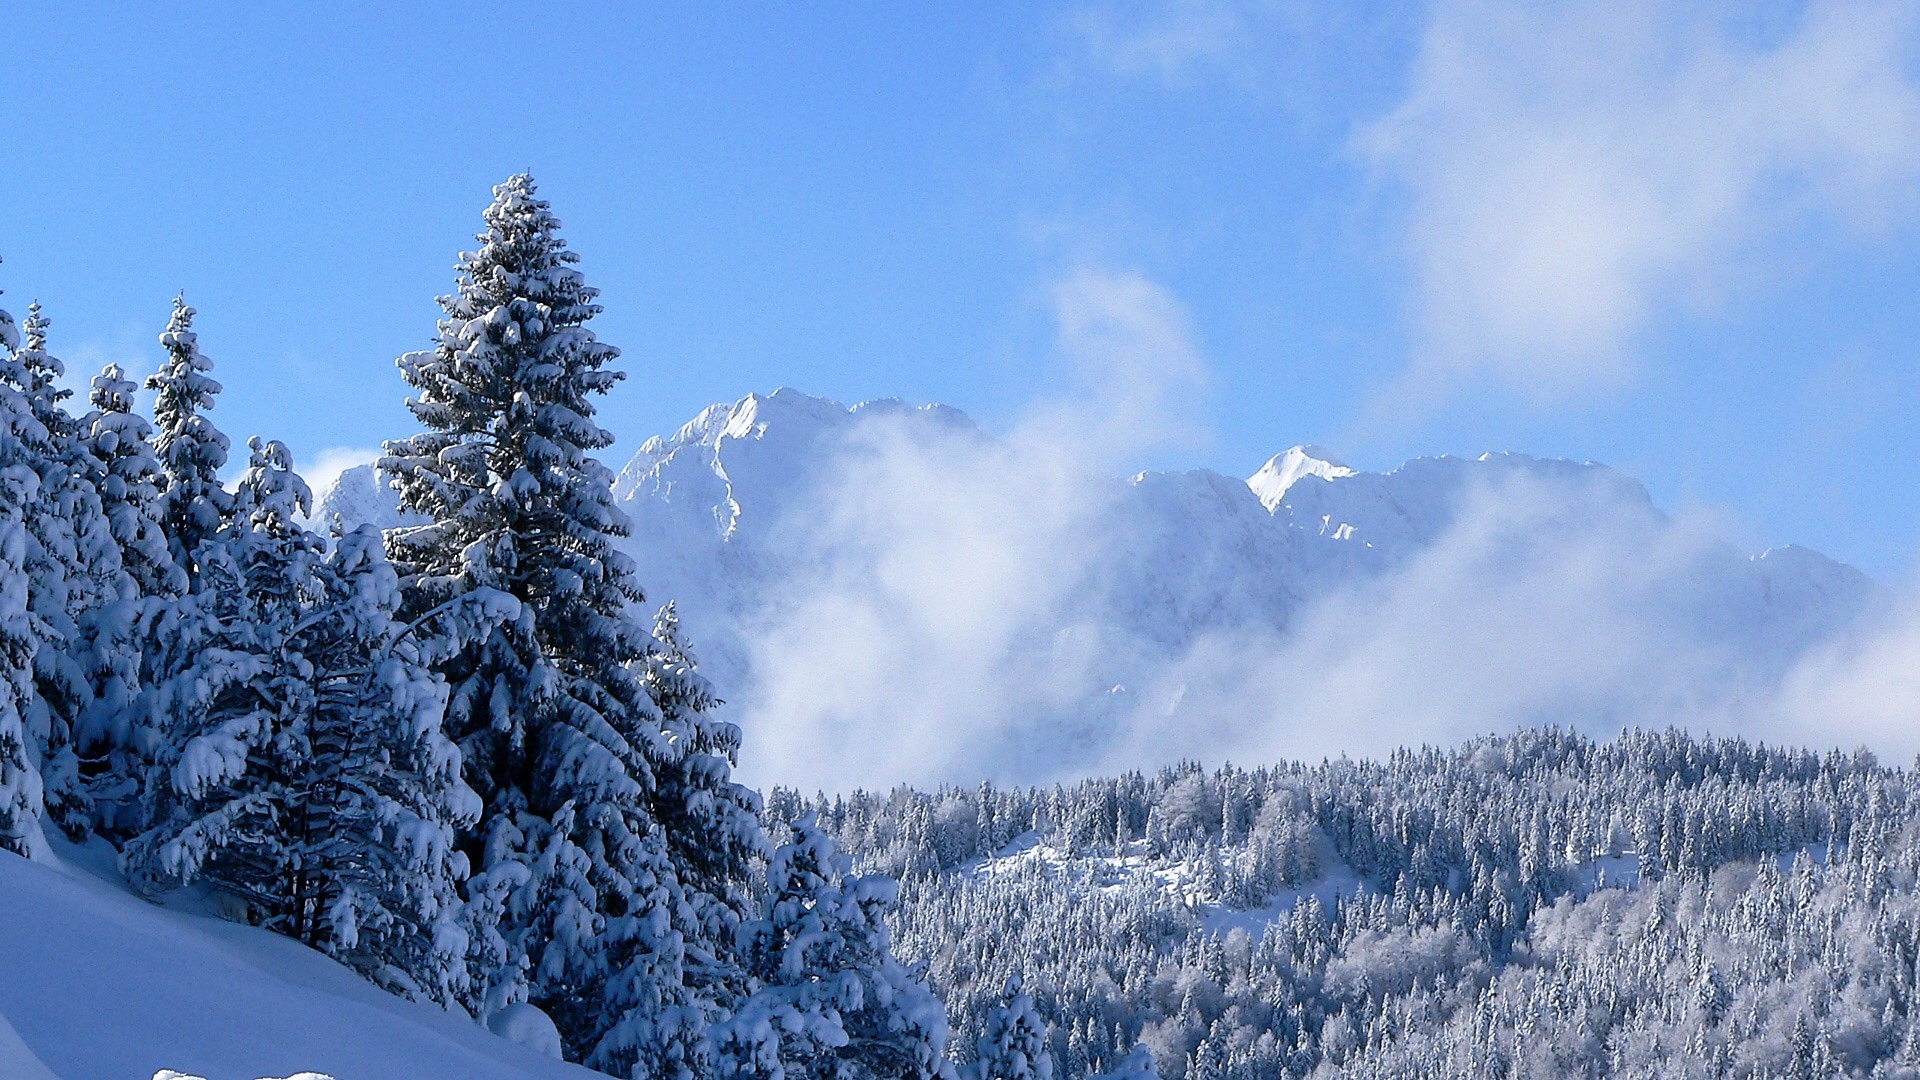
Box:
left=0, top=842, right=593, bottom=1080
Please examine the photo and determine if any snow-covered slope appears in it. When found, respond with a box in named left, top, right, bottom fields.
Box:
left=0, top=844, right=593, bottom=1080
left=318, top=389, right=1879, bottom=785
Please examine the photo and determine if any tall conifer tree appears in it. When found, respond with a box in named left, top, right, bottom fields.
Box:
left=1, top=304, right=122, bottom=835
left=145, top=296, right=231, bottom=592
left=289, top=523, right=482, bottom=1004
left=72, top=363, right=187, bottom=835
left=85, top=363, right=184, bottom=600
left=645, top=602, right=766, bottom=987
left=381, top=173, right=691, bottom=1056
left=714, top=815, right=951, bottom=1080
left=0, top=271, right=45, bottom=857
left=122, top=436, right=320, bottom=908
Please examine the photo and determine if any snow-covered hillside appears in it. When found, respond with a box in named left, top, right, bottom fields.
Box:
left=785, top=728, right=1920, bottom=1079
left=318, top=389, right=1879, bottom=787
left=0, top=843, right=591, bottom=1080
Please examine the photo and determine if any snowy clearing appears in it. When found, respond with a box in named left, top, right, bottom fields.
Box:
left=0, top=843, right=595, bottom=1080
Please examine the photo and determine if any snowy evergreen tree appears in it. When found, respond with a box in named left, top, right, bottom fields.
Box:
left=0, top=451, right=36, bottom=859
left=71, top=362, right=187, bottom=835
left=121, top=436, right=321, bottom=913
left=0, top=303, right=123, bottom=836
left=0, top=261, right=15, bottom=355
left=285, top=523, right=484, bottom=1004
left=145, top=295, right=232, bottom=592
left=712, top=815, right=950, bottom=1080
left=122, top=444, right=483, bottom=1003
left=381, top=173, right=687, bottom=1055
left=0, top=274, right=45, bottom=857
left=973, top=977, right=1053, bottom=1080
left=645, top=602, right=766, bottom=984
left=83, top=362, right=182, bottom=600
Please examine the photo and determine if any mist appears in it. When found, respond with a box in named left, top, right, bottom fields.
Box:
left=712, top=270, right=1911, bottom=794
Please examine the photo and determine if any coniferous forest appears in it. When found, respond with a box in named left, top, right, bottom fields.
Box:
left=5, top=176, right=1920, bottom=1080
left=0, top=176, right=943, bottom=1080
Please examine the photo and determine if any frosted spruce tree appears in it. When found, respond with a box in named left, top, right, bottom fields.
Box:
left=286, top=523, right=484, bottom=1004
left=0, top=273, right=46, bottom=857
left=121, top=436, right=322, bottom=913
left=121, top=299, right=242, bottom=845
left=83, top=363, right=183, bottom=600
left=71, top=363, right=188, bottom=835
left=1, top=303, right=123, bottom=836
left=644, top=603, right=766, bottom=978
left=972, top=977, right=1053, bottom=1080
left=381, top=173, right=710, bottom=1057
left=127, top=435, right=494, bottom=1005
left=145, top=295, right=232, bottom=592
left=0, top=262, right=15, bottom=354
left=714, top=814, right=951, bottom=1080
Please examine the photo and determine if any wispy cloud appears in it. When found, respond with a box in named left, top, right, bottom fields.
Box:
left=723, top=268, right=1909, bottom=792
left=1095, top=473, right=1866, bottom=774
left=1072, top=0, right=1262, bottom=84
left=736, top=269, right=1209, bottom=789
left=738, top=432, right=1912, bottom=790
left=1360, top=0, right=1920, bottom=403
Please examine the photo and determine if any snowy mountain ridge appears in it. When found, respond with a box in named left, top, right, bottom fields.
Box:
left=317, top=388, right=1879, bottom=787
left=1246, top=444, right=1356, bottom=512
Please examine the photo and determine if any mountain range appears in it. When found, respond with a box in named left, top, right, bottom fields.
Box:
left=317, top=388, right=1879, bottom=787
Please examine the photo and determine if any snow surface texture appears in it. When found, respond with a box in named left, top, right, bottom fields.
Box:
left=323, top=388, right=1880, bottom=790
left=0, top=843, right=597, bottom=1080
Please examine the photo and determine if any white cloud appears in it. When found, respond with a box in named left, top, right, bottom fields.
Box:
left=1360, top=0, right=1920, bottom=401
left=1093, top=474, right=1772, bottom=773
left=731, top=419, right=1920, bottom=788
left=735, top=270, right=1208, bottom=789
left=1037, top=267, right=1210, bottom=465
left=1770, top=596, right=1920, bottom=759
left=1073, top=0, right=1259, bottom=83
left=715, top=269, right=1920, bottom=792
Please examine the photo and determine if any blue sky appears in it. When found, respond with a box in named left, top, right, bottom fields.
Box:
left=3, top=1, right=1917, bottom=576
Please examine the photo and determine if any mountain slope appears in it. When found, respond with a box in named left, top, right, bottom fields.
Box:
left=0, top=844, right=592, bottom=1080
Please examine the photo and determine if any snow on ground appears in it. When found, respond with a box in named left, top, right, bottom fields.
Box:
left=964, top=831, right=1371, bottom=934
left=0, top=1008, right=60, bottom=1080
left=1571, top=853, right=1644, bottom=895
left=0, top=844, right=596, bottom=1080
left=967, top=832, right=1829, bottom=941
left=963, top=832, right=1200, bottom=895
left=1199, top=859, right=1369, bottom=937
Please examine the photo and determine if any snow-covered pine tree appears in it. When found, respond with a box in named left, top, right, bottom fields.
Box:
left=0, top=303, right=124, bottom=837
left=645, top=602, right=766, bottom=988
left=972, top=977, right=1053, bottom=1080
left=286, top=523, right=483, bottom=1004
left=712, top=814, right=951, bottom=1080
left=381, top=173, right=682, bottom=1054
left=83, top=363, right=182, bottom=600
left=0, top=273, right=46, bottom=857
left=121, top=436, right=321, bottom=917
left=145, top=295, right=232, bottom=592
left=71, top=363, right=188, bottom=836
